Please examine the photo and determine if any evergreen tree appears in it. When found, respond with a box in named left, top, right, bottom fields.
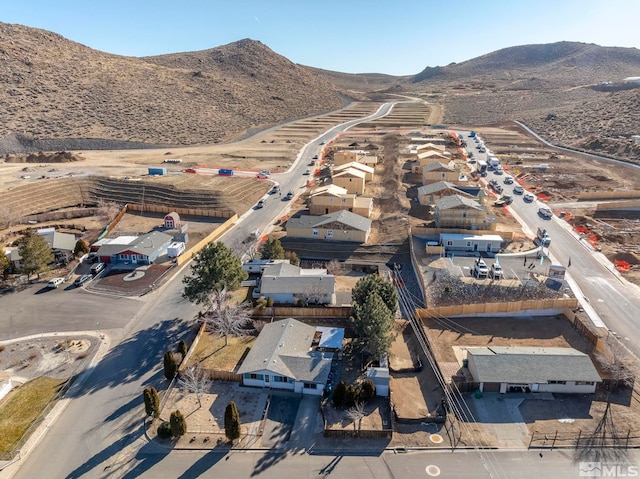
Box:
left=177, top=340, right=188, bottom=360
left=284, top=250, right=300, bottom=266
left=18, top=230, right=53, bottom=278
left=259, top=237, right=286, bottom=260
left=224, top=401, right=241, bottom=441
left=163, top=350, right=178, bottom=380
left=143, top=387, right=160, bottom=417
left=182, top=242, right=247, bottom=304
left=0, top=249, right=10, bottom=276
left=350, top=292, right=396, bottom=360
left=332, top=380, right=347, bottom=407
left=360, top=379, right=377, bottom=402
left=170, top=410, right=187, bottom=437
left=351, top=274, right=398, bottom=314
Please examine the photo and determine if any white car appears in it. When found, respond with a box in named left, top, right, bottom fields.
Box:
left=524, top=192, right=535, bottom=202
left=47, top=277, right=65, bottom=289
left=538, top=207, right=553, bottom=219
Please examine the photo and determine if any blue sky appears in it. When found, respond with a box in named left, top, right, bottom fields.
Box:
left=3, top=0, right=640, bottom=75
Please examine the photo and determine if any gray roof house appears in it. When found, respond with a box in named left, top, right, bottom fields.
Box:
left=238, top=318, right=334, bottom=395
left=417, top=180, right=477, bottom=206
left=466, top=346, right=601, bottom=394
left=253, top=262, right=336, bottom=305
left=286, top=210, right=372, bottom=243
left=97, top=231, right=173, bottom=265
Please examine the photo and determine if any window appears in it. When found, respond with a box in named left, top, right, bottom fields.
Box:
left=273, top=375, right=288, bottom=383
left=548, top=380, right=566, bottom=385
left=326, top=229, right=334, bottom=238
left=575, top=381, right=595, bottom=386
left=303, top=383, right=316, bottom=389
left=341, top=198, right=347, bottom=203
left=312, top=228, right=319, bottom=237
left=447, top=241, right=453, bottom=246
left=248, top=373, right=264, bottom=380
left=328, top=197, right=333, bottom=202
left=466, top=242, right=472, bottom=247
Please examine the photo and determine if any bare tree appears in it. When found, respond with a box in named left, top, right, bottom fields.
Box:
left=346, top=401, right=366, bottom=432
left=326, top=259, right=344, bottom=275
left=0, top=204, right=18, bottom=229
left=295, top=282, right=328, bottom=306
left=596, top=338, right=636, bottom=392
left=178, top=364, right=212, bottom=408
left=96, top=199, right=122, bottom=222
left=202, top=287, right=253, bottom=346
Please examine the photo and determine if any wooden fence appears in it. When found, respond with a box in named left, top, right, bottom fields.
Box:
left=323, top=428, right=393, bottom=439
left=98, top=203, right=129, bottom=239
left=253, top=306, right=351, bottom=319
left=578, top=190, right=640, bottom=201
left=176, top=214, right=238, bottom=266
left=127, top=203, right=235, bottom=218
left=417, top=298, right=578, bottom=318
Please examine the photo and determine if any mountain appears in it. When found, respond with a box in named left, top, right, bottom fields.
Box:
left=0, top=23, right=345, bottom=150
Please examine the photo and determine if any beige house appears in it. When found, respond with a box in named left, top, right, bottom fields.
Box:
left=286, top=210, right=372, bottom=243
left=332, top=168, right=366, bottom=195
left=422, top=162, right=463, bottom=186
left=333, top=162, right=374, bottom=181
left=309, top=185, right=373, bottom=217
left=416, top=142, right=446, bottom=153
left=334, top=150, right=367, bottom=166
left=434, top=194, right=497, bottom=230
left=358, top=155, right=378, bottom=167
left=417, top=181, right=478, bottom=206
left=414, top=150, right=451, bottom=173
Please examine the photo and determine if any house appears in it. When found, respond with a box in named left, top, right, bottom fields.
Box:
left=434, top=194, right=497, bottom=230
left=413, top=150, right=451, bottom=173
left=439, top=233, right=503, bottom=253
left=286, top=210, right=372, bottom=243
left=358, top=155, right=378, bottom=167
left=238, top=318, right=335, bottom=395
left=333, top=162, right=375, bottom=181
left=465, top=346, right=601, bottom=394
left=96, top=231, right=173, bottom=265
left=332, top=168, right=366, bottom=195
left=309, top=185, right=373, bottom=218
left=417, top=181, right=476, bottom=206
left=164, top=212, right=181, bottom=229
left=253, top=262, right=336, bottom=305
left=37, top=228, right=76, bottom=263
left=422, top=162, right=463, bottom=186
left=333, top=150, right=367, bottom=166
left=416, top=142, right=447, bottom=153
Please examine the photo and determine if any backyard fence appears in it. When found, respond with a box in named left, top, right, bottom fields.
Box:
left=252, top=306, right=351, bottom=319
left=416, top=297, right=579, bottom=318
left=176, top=214, right=238, bottom=267
left=529, top=429, right=640, bottom=449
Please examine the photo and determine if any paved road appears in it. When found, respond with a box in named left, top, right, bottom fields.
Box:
left=476, top=149, right=640, bottom=358
left=11, top=102, right=400, bottom=479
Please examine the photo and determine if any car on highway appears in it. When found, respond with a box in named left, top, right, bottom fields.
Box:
left=500, top=195, right=513, bottom=205
left=47, top=277, right=65, bottom=289
left=538, top=207, right=553, bottom=219
left=468, top=158, right=476, bottom=164
left=257, top=170, right=271, bottom=179
left=256, top=199, right=267, bottom=209
left=312, top=154, right=319, bottom=159
left=494, top=184, right=504, bottom=194
left=513, top=185, right=524, bottom=195
left=503, top=176, right=514, bottom=184
left=524, top=192, right=535, bottom=202
left=303, top=169, right=311, bottom=175
left=74, top=274, right=92, bottom=287
left=319, top=141, right=326, bottom=145
left=269, top=185, right=280, bottom=194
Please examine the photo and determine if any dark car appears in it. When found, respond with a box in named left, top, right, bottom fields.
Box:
left=256, top=199, right=266, bottom=209
left=500, top=195, right=513, bottom=205
left=283, top=191, right=293, bottom=201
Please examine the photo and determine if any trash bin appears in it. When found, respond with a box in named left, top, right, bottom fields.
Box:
left=474, top=389, right=483, bottom=399
left=462, top=359, right=469, bottom=368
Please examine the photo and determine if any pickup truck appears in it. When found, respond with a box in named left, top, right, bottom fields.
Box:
left=472, top=258, right=489, bottom=279
left=536, top=227, right=551, bottom=246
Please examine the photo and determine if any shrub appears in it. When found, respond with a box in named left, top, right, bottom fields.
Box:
left=170, top=410, right=187, bottom=437
left=360, top=379, right=376, bottom=402
left=157, top=421, right=172, bottom=439
left=163, top=350, right=178, bottom=380
left=178, top=340, right=188, bottom=359
left=332, top=381, right=347, bottom=407
left=143, top=387, right=160, bottom=418
left=295, top=298, right=304, bottom=307
left=265, top=297, right=273, bottom=307
left=344, top=385, right=358, bottom=408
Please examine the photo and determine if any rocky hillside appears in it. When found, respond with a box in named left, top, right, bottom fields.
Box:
left=0, top=23, right=345, bottom=151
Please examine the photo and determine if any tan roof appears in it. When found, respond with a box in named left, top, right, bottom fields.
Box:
left=333, top=162, right=374, bottom=174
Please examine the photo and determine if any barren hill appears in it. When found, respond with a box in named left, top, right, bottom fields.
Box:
left=0, top=23, right=345, bottom=152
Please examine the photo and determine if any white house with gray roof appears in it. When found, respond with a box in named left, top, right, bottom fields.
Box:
left=253, top=262, right=335, bottom=305
left=286, top=210, right=372, bottom=243
left=237, top=318, right=334, bottom=395
left=465, top=346, right=601, bottom=394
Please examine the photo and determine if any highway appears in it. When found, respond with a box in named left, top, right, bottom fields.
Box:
left=10, top=102, right=398, bottom=479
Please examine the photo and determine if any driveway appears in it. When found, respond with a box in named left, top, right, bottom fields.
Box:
left=261, top=394, right=301, bottom=448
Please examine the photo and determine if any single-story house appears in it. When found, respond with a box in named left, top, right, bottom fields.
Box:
left=332, top=168, right=366, bottom=195
left=254, top=262, right=336, bottom=305
left=465, top=346, right=601, bottom=394
left=96, top=231, right=173, bottom=265
left=164, top=212, right=181, bottom=229
left=238, top=318, right=335, bottom=395
left=286, top=210, right=372, bottom=243
left=333, top=150, right=368, bottom=166
left=422, top=162, right=462, bottom=186
left=417, top=181, right=476, bottom=206
left=333, top=162, right=375, bottom=181
left=309, top=185, right=373, bottom=218
left=37, top=228, right=76, bottom=263
left=439, top=233, right=503, bottom=253
left=434, top=194, right=497, bottom=230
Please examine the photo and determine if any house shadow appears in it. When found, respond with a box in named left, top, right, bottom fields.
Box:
left=518, top=393, right=595, bottom=423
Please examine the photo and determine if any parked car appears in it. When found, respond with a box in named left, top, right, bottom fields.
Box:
left=490, top=262, right=504, bottom=279
left=256, top=199, right=266, bottom=209
left=283, top=191, right=293, bottom=201
left=270, top=185, right=280, bottom=194
left=312, top=154, right=319, bottom=159
left=472, top=259, right=489, bottom=279
left=257, top=170, right=271, bottom=179
left=524, top=192, right=535, bottom=202
left=503, top=176, right=514, bottom=184
left=47, top=277, right=65, bottom=289
left=74, top=274, right=92, bottom=286
left=468, top=158, right=476, bottom=164
left=90, top=262, right=106, bottom=275
left=303, top=169, right=311, bottom=175
left=538, top=207, right=553, bottom=219
left=513, top=185, right=524, bottom=195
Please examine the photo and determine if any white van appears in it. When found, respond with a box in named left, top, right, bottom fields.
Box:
left=91, top=262, right=106, bottom=275
left=47, top=277, right=65, bottom=288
